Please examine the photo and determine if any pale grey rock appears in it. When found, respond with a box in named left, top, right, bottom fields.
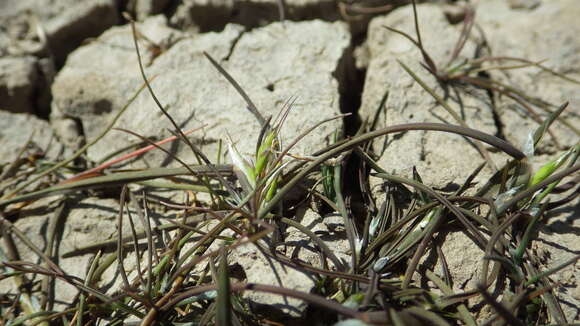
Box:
left=353, top=42, right=370, bottom=70
left=360, top=4, right=501, bottom=189
left=52, top=18, right=347, bottom=170
left=0, top=111, right=65, bottom=166
left=43, top=0, right=120, bottom=66
left=0, top=56, right=38, bottom=113
left=0, top=1, right=45, bottom=57
left=0, top=197, right=141, bottom=309
left=476, top=0, right=580, bottom=154
left=0, top=0, right=119, bottom=65
left=0, top=0, right=111, bottom=24
left=223, top=208, right=350, bottom=317
left=284, top=208, right=350, bottom=271
left=51, top=15, right=184, bottom=151
left=416, top=230, right=504, bottom=323
left=418, top=232, right=484, bottom=286
left=179, top=216, right=319, bottom=318
left=535, top=203, right=580, bottom=323
left=178, top=207, right=349, bottom=318
left=0, top=0, right=118, bottom=117
left=0, top=55, right=53, bottom=117
left=414, top=153, right=580, bottom=323
left=230, top=242, right=316, bottom=317
left=50, top=117, right=84, bottom=151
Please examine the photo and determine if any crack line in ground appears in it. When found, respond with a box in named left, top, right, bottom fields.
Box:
left=224, top=28, right=247, bottom=61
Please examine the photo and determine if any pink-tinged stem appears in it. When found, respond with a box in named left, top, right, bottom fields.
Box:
left=61, top=126, right=204, bottom=184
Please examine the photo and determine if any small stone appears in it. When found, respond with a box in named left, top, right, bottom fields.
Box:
left=0, top=56, right=38, bottom=113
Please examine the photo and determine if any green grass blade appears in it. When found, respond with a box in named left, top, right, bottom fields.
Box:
left=0, top=165, right=232, bottom=208
left=216, top=248, right=232, bottom=326
left=1, top=81, right=149, bottom=200
left=259, top=122, right=525, bottom=219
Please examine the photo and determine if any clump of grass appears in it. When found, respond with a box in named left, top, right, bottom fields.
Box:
left=383, top=0, right=580, bottom=146
left=1, top=4, right=578, bottom=326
